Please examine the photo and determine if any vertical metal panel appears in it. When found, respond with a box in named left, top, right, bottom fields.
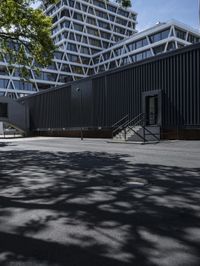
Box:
left=20, top=44, right=200, bottom=131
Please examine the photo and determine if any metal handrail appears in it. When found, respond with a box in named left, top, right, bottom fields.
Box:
left=112, top=114, right=129, bottom=128
left=123, top=113, right=145, bottom=129
left=112, top=113, right=144, bottom=137
left=126, top=126, right=146, bottom=141
left=112, top=112, right=160, bottom=143
left=112, top=116, right=129, bottom=136
left=144, top=126, right=160, bottom=141
left=125, top=119, right=144, bottom=135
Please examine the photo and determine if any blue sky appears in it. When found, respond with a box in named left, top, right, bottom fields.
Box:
left=133, top=0, right=199, bottom=31
left=32, top=0, right=199, bottom=32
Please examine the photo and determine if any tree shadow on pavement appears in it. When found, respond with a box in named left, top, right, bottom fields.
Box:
left=0, top=142, right=14, bottom=148
left=0, top=149, right=200, bottom=266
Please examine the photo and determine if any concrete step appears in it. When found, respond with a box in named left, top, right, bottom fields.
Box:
left=113, top=126, right=160, bottom=142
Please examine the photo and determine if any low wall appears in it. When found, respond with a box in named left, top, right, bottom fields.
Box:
left=161, top=128, right=200, bottom=140
left=31, top=129, right=112, bottom=139
left=32, top=127, right=200, bottom=140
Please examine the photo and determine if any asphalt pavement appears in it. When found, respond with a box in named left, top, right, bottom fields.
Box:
left=0, top=137, right=200, bottom=266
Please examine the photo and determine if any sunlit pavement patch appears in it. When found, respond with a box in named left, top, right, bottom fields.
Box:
left=126, top=178, right=148, bottom=187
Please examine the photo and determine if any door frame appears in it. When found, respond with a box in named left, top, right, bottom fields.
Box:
left=142, top=90, right=162, bottom=126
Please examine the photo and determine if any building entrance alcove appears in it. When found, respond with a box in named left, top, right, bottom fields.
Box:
left=146, top=95, right=158, bottom=125
left=142, top=90, right=162, bottom=126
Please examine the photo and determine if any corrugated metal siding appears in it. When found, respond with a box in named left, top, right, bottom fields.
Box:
left=26, top=86, right=71, bottom=130
left=20, top=43, right=200, bottom=131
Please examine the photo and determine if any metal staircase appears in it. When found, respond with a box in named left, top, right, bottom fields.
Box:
left=112, top=113, right=160, bottom=143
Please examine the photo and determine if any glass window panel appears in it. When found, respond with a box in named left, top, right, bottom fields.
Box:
left=153, top=44, right=166, bottom=55
left=149, top=29, right=170, bottom=43
left=167, top=41, right=176, bottom=51
left=58, top=75, right=73, bottom=83
left=175, top=28, right=186, bottom=40
left=109, top=61, right=116, bottom=69
left=0, top=79, right=8, bottom=88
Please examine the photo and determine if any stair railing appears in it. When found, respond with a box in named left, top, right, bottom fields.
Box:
left=143, top=126, right=160, bottom=142
left=112, top=114, right=129, bottom=128
left=111, top=114, right=129, bottom=138
left=123, top=113, right=146, bottom=129
left=112, top=112, right=160, bottom=143
left=123, top=113, right=146, bottom=141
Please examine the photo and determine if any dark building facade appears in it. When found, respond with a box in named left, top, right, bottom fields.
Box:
left=18, top=42, right=200, bottom=139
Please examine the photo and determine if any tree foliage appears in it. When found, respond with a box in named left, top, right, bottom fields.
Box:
left=115, top=0, right=132, bottom=8
left=0, top=0, right=131, bottom=78
left=0, top=0, right=58, bottom=77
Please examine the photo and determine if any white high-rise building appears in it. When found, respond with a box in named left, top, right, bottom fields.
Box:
left=91, top=20, right=200, bottom=74
left=0, top=0, right=199, bottom=98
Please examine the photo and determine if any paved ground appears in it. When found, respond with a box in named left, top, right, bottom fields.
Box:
left=0, top=137, right=200, bottom=266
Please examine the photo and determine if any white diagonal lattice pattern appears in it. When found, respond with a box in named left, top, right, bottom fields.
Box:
left=0, top=1, right=199, bottom=99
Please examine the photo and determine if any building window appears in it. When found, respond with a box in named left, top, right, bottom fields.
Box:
left=54, top=51, right=63, bottom=60
left=102, top=41, right=109, bottom=48
left=68, top=0, right=74, bottom=7
left=114, top=26, right=125, bottom=35
left=67, top=43, right=77, bottom=52
left=177, top=43, right=185, bottom=48
left=88, top=69, right=94, bottom=75
left=80, top=46, right=90, bottom=55
left=187, top=34, right=200, bottom=44
left=75, top=2, right=81, bottom=10
left=109, top=14, right=115, bottom=21
left=0, top=66, right=9, bottom=76
left=81, top=57, right=90, bottom=65
left=175, top=28, right=186, bottom=40
left=117, top=9, right=128, bottom=17
left=91, top=48, right=100, bottom=54
left=93, top=0, right=105, bottom=8
left=73, top=12, right=83, bottom=21
left=73, top=23, right=83, bottom=32
left=99, top=65, right=105, bottom=72
left=95, top=10, right=107, bottom=19
left=121, top=57, right=129, bottom=65
left=135, top=38, right=148, bottom=49
left=100, top=31, right=110, bottom=39
left=61, top=9, right=70, bottom=18
left=167, top=41, right=176, bottom=51
left=87, top=17, right=96, bottom=25
left=153, top=44, right=166, bottom=55
left=109, top=61, right=116, bottom=69
left=103, top=52, right=110, bottom=60
left=61, top=64, right=70, bottom=72
left=128, top=42, right=136, bottom=52
left=88, top=7, right=94, bottom=14
left=69, top=32, right=75, bottom=40
left=132, top=50, right=152, bottom=62
left=149, top=29, right=170, bottom=43
left=113, top=35, right=122, bottom=42
left=58, top=75, right=73, bottom=83
left=89, top=38, right=101, bottom=47
left=71, top=66, right=84, bottom=74
left=114, top=47, right=124, bottom=56
left=88, top=27, right=99, bottom=37
left=68, top=54, right=80, bottom=63
left=98, top=20, right=110, bottom=30
left=107, top=4, right=116, bottom=13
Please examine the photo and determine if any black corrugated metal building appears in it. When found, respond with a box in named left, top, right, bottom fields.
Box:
left=19, top=42, right=200, bottom=139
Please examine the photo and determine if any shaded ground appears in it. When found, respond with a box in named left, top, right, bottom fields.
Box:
left=0, top=138, right=200, bottom=266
